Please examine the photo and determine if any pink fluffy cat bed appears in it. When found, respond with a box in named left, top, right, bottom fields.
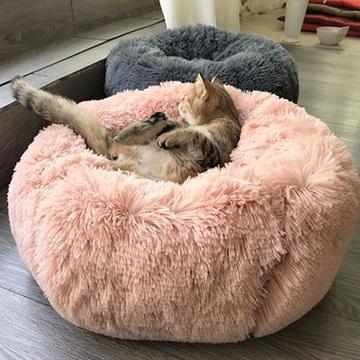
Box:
left=8, top=82, right=359, bottom=343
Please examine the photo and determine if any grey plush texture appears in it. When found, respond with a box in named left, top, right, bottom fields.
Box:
left=105, top=24, right=299, bottom=102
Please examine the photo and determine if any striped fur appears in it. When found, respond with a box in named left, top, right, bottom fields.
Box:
left=11, top=75, right=241, bottom=183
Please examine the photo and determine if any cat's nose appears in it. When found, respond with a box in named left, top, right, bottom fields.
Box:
left=111, top=155, right=118, bottom=161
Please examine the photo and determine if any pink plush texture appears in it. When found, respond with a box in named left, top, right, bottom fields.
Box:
left=8, top=82, right=360, bottom=343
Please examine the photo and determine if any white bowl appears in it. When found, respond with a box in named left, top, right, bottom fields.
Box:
left=316, top=26, right=349, bottom=46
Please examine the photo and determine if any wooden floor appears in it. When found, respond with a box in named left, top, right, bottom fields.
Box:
left=1, top=33, right=360, bottom=360
left=0, top=0, right=159, bottom=62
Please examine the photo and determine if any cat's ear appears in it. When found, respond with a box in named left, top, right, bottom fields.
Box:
left=211, top=75, right=224, bottom=86
left=195, top=73, right=211, bottom=100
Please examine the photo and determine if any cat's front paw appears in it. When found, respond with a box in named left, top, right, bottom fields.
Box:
left=157, top=131, right=180, bottom=149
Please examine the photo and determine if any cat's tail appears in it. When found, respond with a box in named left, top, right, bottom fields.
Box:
left=11, top=76, right=110, bottom=158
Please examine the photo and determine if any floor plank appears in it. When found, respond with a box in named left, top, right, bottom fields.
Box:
left=0, top=37, right=102, bottom=85
left=149, top=310, right=360, bottom=360
left=0, top=1, right=159, bottom=63
left=0, top=227, right=49, bottom=306
left=74, top=16, right=162, bottom=41
left=285, top=44, right=360, bottom=173
left=150, top=340, right=296, bottom=360
left=35, top=22, right=165, bottom=82
left=0, top=17, right=163, bottom=86
left=318, top=286, right=360, bottom=323
left=71, top=0, right=160, bottom=33
left=0, top=190, right=49, bottom=306
left=256, top=310, right=360, bottom=360
left=348, top=223, right=360, bottom=254
left=0, top=0, right=73, bottom=62
left=0, top=287, right=174, bottom=360
left=138, top=10, right=164, bottom=21
left=0, top=21, right=165, bottom=107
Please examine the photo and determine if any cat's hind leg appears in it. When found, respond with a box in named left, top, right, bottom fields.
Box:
left=11, top=76, right=110, bottom=158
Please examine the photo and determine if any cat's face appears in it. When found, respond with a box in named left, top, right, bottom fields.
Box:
left=178, top=74, right=234, bottom=125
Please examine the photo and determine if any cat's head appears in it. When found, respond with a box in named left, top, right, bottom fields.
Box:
left=178, top=74, right=238, bottom=125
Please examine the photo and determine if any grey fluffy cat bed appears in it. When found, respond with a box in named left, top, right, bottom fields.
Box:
left=105, top=24, right=299, bottom=102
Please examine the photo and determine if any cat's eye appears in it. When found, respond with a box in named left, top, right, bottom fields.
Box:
left=112, top=155, right=118, bottom=161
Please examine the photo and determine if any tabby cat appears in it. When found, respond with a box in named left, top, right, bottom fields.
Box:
left=11, top=74, right=241, bottom=183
